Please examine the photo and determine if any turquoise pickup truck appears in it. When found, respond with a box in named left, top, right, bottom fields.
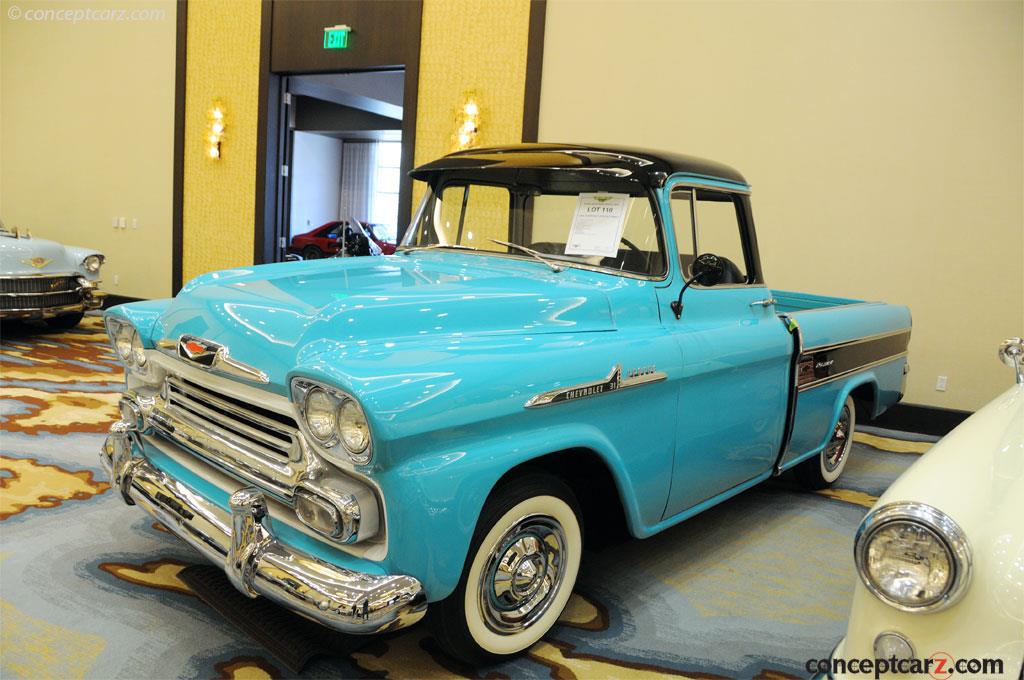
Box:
left=101, top=144, right=911, bottom=663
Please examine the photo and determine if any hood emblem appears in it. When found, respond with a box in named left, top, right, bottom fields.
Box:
left=173, top=334, right=269, bottom=384
left=22, top=257, right=51, bottom=269
left=525, top=363, right=667, bottom=408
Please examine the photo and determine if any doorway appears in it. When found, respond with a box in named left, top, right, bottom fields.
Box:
left=280, top=71, right=404, bottom=261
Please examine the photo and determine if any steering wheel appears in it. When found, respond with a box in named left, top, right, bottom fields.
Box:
left=612, top=236, right=645, bottom=271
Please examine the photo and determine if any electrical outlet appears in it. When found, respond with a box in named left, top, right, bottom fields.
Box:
left=112, top=217, right=119, bottom=228
left=936, top=375, right=948, bottom=391
left=113, top=274, right=119, bottom=285
left=117, top=217, right=126, bottom=229
left=131, top=218, right=138, bottom=229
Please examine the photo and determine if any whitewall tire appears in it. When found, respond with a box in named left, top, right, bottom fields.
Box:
left=432, top=473, right=582, bottom=665
left=796, top=395, right=856, bottom=489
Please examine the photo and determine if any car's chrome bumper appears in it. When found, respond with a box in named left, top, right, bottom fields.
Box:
left=0, top=292, right=106, bottom=319
left=99, top=422, right=427, bottom=634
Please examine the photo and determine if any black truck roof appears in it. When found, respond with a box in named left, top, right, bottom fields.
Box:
left=410, top=143, right=747, bottom=186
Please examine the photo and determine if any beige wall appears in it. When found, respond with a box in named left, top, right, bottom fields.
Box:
left=539, top=0, right=1023, bottom=410
left=0, top=0, right=176, bottom=299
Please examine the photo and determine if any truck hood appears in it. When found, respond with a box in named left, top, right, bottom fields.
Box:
left=155, top=253, right=615, bottom=380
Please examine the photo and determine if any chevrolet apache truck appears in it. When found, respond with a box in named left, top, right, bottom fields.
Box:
left=100, top=144, right=912, bottom=663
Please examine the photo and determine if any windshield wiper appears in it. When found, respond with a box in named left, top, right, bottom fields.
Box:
left=399, top=243, right=482, bottom=254
left=489, top=239, right=564, bottom=272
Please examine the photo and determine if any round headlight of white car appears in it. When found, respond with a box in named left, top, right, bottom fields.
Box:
left=338, top=399, right=370, bottom=460
left=83, top=254, right=103, bottom=273
left=304, top=387, right=338, bottom=443
left=855, top=502, right=971, bottom=612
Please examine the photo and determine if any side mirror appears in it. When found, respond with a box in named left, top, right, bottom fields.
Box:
left=691, top=253, right=725, bottom=287
left=670, top=252, right=725, bottom=320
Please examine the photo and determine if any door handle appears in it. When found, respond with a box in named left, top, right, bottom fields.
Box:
left=750, top=297, right=778, bottom=308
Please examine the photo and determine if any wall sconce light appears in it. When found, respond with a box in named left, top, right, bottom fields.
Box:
left=452, top=94, right=481, bottom=151
left=207, top=102, right=226, bottom=160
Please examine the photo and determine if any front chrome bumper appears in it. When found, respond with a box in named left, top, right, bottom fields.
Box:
left=100, top=422, right=426, bottom=634
left=0, top=291, right=106, bottom=319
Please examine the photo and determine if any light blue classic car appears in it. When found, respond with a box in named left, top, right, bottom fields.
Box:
left=0, top=221, right=106, bottom=327
left=101, top=145, right=911, bottom=663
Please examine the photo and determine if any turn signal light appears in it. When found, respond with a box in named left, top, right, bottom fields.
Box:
left=295, top=489, right=360, bottom=543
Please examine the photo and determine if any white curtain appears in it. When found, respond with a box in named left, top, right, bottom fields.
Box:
left=338, top=142, right=377, bottom=222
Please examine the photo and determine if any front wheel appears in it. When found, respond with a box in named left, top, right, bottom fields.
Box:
left=431, top=473, right=582, bottom=665
left=795, top=395, right=856, bottom=490
left=302, top=245, right=323, bottom=260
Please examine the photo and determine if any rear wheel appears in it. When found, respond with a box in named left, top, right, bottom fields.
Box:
left=795, top=396, right=855, bottom=489
left=302, top=245, right=323, bottom=260
left=45, top=312, right=85, bottom=330
left=431, top=473, right=582, bottom=665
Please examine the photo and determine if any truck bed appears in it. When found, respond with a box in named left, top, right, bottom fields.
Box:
left=770, top=289, right=912, bottom=470
left=772, top=290, right=866, bottom=314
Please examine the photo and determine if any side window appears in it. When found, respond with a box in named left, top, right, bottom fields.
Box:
left=694, top=190, right=749, bottom=283
left=669, top=188, right=697, bottom=275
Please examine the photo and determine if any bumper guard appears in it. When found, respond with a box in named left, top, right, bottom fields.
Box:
left=100, top=422, right=427, bottom=634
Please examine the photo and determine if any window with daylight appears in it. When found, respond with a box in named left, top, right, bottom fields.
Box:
left=369, top=142, right=402, bottom=241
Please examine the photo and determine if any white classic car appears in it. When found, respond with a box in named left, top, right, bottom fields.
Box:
left=0, top=222, right=106, bottom=328
left=823, top=338, right=1024, bottom=679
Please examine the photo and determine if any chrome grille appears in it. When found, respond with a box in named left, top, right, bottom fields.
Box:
left=164, top=376, right=300, bottom=461
left=0, top=276, right=78, bottom=294
left=0, top=291, right=82, bottom=310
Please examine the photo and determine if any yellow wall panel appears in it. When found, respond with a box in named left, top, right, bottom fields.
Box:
left=181, top=0, right=262, bottom=284
left=412, top=0, right=533, bottom=211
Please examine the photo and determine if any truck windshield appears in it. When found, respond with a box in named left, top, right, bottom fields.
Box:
left=401, top=180, right=666, bottom=277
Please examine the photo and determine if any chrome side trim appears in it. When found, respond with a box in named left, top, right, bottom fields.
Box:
left=854, top=501, right=972, bottom=613
left=802, top=327, right=912, bottom=354
left=100, top=427, right=425, bottom=633
left=525, top=364, right=667, bottom=408
left=797, top=352, right=908, bottom=392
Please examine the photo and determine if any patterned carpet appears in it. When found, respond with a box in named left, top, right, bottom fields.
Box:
left=0, top=314, right=934, bottom=679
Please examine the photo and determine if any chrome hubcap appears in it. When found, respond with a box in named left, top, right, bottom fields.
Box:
left=479, top=514, right=566, bottom=634
left=825, top=405, right=852, bottom=472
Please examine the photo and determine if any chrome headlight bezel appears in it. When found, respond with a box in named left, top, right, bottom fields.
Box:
left=291, top=378, right=373, bottom=466
left=82, top=254, right=103, bottom=273
left=105, top=317, right=147, bottom=369
left=854, top=502, right=972, bottom=613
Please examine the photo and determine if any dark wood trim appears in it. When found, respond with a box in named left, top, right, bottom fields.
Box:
left=396, top=10, right=422, bottom=240
left=521, top=0, right=546, bottom=143
left=864, top=402, right=972, bottom=437
left=257, top=0, right=423, bottom=252
left=103, top=294, right=145, bottom=308
left=253, top=0, right=275, bottom=265
left=171, top=0, right=187, bottom=294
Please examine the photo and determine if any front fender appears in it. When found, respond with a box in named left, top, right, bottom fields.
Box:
left=376, top=421, right=649, bottom=601
left=104, top=299, right=173, bottom=346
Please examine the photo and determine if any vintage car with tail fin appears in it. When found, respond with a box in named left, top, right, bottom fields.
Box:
left=100, top=144, right=912, bottom=663
left=820, top=337, right=1024, bottom=680
left=0, top=221, right=106, bottom=327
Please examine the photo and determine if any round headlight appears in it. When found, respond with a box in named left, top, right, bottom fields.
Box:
left=83, top=254, right=102, bottom=273
left=304, top=388, right=337, bottom=442
left=113, top=323, right=135, bottom=362
left=855, top=503, right=971, bottom=612
left=130, top=329, right=146, bottom=366
left=338, top=399, right=370, bottom=457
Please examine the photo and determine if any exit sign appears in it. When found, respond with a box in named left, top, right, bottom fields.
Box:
left=323, top=24, right=350, bottom=49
